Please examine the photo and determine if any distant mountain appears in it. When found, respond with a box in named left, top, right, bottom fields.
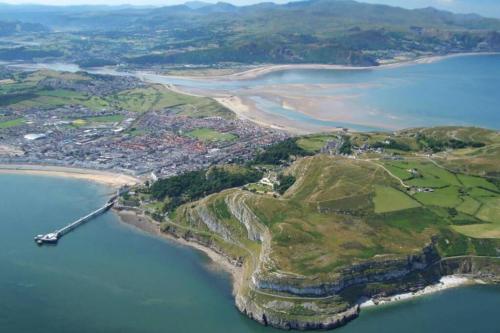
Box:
left=201, top=2, right=238, bottom=12
left=0, top=0, right=499, bottom=66
left=361, top=0, right=500, bottom=19
left=1, top=0, right=499, bottom=31
left=0, top=20, right=48, bottom=36
left=183, top=1, right=212, bottom=10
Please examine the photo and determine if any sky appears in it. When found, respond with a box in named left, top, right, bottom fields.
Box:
left=1, top=0, right=499, bottom=18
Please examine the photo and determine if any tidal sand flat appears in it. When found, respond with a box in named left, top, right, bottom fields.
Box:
left=144, top=54, right=500, bottom=133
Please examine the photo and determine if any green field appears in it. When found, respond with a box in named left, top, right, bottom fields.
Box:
left=9, top=89, right=111, bottom=110
left=414, top=186, right=463, bottom=207
left=381, top=158, right=499, bottom=233
left=186, top=128, right=237, bottom=142
left=0, top=117, right=25, bottom=129
left=112, top=86, right=196, bottom=112
left=0, top=71, right=234, bottom=118
left=296, top=134, right=338, bottom=153
left=457, top=174, right=498, bottom=191
left=454, top=224, right=500, bottom=239
left=382, top=163, right=414, bottom=181
left=476, top=198, right=500, bottom=223
left=373, top=186, right=421, bottom=213
left=456, top=196, right=482, bottom=215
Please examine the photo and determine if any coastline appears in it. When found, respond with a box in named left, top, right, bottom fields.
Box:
left=113, top=208, right=490, bottom=328
left=213, top=95, right=332, bottom=134
left=0, top=164, right=140, bottom=188
left=149, top=51, right=500, bottom=134
left=360, top=275, right=478, bottom=309
left=114, top=208, right=243, bottom=293
left=151, top=52, right=500, bottom=81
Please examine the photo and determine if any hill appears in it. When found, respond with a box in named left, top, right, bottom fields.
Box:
left=123, top=126, right=500, bottom=329
left=1, top=0, right=500, bottom=66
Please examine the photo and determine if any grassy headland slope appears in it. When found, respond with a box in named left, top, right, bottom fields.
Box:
left=130, top=126, right=500, bottom=329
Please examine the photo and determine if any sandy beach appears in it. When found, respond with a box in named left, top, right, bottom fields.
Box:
left=0, top=164, right=140, bottom=188
left=214, top=95, right=338, bottom=134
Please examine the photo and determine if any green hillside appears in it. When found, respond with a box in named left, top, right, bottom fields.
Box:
left=127, top=126, right=500, bottom=329
left=0, top=69, right=233, bottom=117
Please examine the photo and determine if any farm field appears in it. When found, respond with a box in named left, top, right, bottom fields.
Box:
left=381, top=158, right=499, bottom=238
left=373, top=185, right=420, bottom=213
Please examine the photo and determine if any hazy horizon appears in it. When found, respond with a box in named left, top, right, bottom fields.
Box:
left=1, top=0, right=500, bottom=19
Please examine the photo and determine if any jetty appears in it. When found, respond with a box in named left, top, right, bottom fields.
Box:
left=34, top=187, right=127, bottom=245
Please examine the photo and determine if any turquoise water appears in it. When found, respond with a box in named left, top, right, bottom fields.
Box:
left=2, top=174, right=500, bottom=332
left=148, top=54, right=500, bottom=131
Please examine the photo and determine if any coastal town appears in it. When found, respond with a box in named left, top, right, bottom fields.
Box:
left=0, top=69, right=288, bottom=178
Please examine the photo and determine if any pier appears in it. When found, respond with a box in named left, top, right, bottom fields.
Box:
left=34, top=188, right=127, bottom=245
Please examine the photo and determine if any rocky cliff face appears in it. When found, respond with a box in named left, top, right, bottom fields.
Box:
left=225, top=192, right=264, bottom=242
left=252, top=245, right=441, bottom=297
left=438, top=257, right=500, bottom=282
left=192, top=204, right=233, bottom=241
left=165, top=192, right=500, bottom=331
left=236, top=293, right=360, bottom=331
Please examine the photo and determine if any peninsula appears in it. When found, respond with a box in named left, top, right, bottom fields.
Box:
left=119, top=126, right=500, bottom=330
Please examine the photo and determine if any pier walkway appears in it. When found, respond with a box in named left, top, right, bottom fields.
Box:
left=34, top=188, right=127, bottom=245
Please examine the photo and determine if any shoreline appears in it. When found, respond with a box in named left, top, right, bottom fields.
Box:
left=0, top=163, right=140, bottom=188
left=213, top=95, right=328, bottom=134
left=113, top=208, right=500, bottom=331
left=147, top=51, right=500, bottom=134
left=150, top=52, right=500, bottom=81
left=360, top=275, right=479, bottom=309
left=113, top=209, right=487, bottom=318
left=114, top=208, right=242, bottom=293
